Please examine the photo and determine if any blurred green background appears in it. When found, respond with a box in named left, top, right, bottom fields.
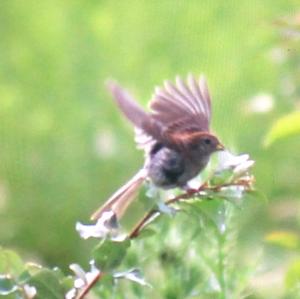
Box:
left=0, top=0, right=299, bottom=298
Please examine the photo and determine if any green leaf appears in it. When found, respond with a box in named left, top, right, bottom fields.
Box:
left=93, top=239, right=131, bottom=271
left=25, top=263, right=43, bottom=276
left=27, top=269, right=64, bottom=299
left=137, top=228, right=157, bottom=239
left=244, top=189, right=268, bottom=203
left=264, top=111, right=300, bottom=147
left=16, top=270, right=31, bottom=285
left=60, top=276, right=74, bottom=294
left=209, top=169, right=234, bottom=186
left=0, top=248, right=25, bottom=277
left=285, top=259, right=300, bottom=290
left=265, top=231, right=300, bottom=249
left=93, top=274, right=114, bottom=298
left=48, top=267, right=71, bottom=294
left=0, top=275, right=18, bottom=295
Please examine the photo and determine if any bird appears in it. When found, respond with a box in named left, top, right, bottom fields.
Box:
left=91, top=74, right=224, bottom=221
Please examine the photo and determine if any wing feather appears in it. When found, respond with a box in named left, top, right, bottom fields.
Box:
left=149, top=74, right=212, bottom=132
left=164, top=80, right=195, bottom=113
left=199, top=75, right=211, bottom=116
left=175, top=76, right=202, bottom=114
left=108, top=75, right=213, bottom=153
left=187, top=74, right=207, bottom=115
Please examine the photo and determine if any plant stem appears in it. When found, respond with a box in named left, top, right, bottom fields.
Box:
left=129, top=179, right=251, bottom=239
left=75, top=271, right=103, bottom=299
left=218, top=233, right=227, bottom=299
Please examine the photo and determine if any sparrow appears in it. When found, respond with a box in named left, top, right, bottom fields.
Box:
left=91, top=74, right=224, bottom=221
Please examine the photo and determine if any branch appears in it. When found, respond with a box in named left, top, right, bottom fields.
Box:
left=75, top=271, right=103, bottom=299
left=129, top=178, right=253, bottom=239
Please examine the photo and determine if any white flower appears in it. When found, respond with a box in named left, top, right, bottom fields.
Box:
left=114, top=269, right=152, bottom=288
left=76, top=210, right=121, bottom=240
left=23, top=284, right=37, bottom=299
left=233, top=160, right=255, bottom=177
left=65, top=288, right=77, bottom=299
left=66, top=262, right=101, bottom=299
left=216, top=151, right=254, bottom=175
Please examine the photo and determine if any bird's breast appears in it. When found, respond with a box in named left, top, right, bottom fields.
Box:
left=147, top=147, right=183, bottom=188
left=147, top=145, right=209, bottom=189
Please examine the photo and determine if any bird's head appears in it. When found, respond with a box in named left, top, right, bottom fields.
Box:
left=172, top=131, right=224, bottom=157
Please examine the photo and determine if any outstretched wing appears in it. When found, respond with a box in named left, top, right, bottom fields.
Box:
left=107, top=75, right=212, bottom=153
left=106, top=81, right=162, bottom=154
left=137, top=74, right=212, bottom=152
left=150, top=74, right=211, bottom=134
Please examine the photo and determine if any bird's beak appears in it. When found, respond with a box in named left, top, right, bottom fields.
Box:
left=216, top=143, right=225, bottom=151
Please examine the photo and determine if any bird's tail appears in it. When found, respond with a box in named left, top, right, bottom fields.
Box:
left=91, top=169, right=147, bottom=221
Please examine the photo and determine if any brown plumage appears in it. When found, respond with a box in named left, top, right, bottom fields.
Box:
left=91, top=74, right=224, bottom=221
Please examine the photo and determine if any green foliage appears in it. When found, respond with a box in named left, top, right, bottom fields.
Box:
left=0, top=248, right=68, bottom=299
left=0, top=248, right=25, bottom=277
left=0, top=154, right=257, bottom=298
left=93, top=239, right=131, bottom=271
left=27, top=269, right=65, bottom=299
left=264, top=111, right=300, bottom=146
left=0, top=275, right=18, bottom=297
left=265, top=231, right=300, bottom=250
left=285, top=260, right=300, bottom=290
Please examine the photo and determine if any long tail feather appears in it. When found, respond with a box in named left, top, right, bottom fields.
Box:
left=91, top=169, right=147, bottom=221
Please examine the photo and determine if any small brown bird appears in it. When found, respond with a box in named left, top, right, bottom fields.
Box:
left=91, top=74, right=224, bottom=221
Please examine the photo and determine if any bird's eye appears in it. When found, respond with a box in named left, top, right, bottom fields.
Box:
left=204, top=138, right=211, bottom=145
